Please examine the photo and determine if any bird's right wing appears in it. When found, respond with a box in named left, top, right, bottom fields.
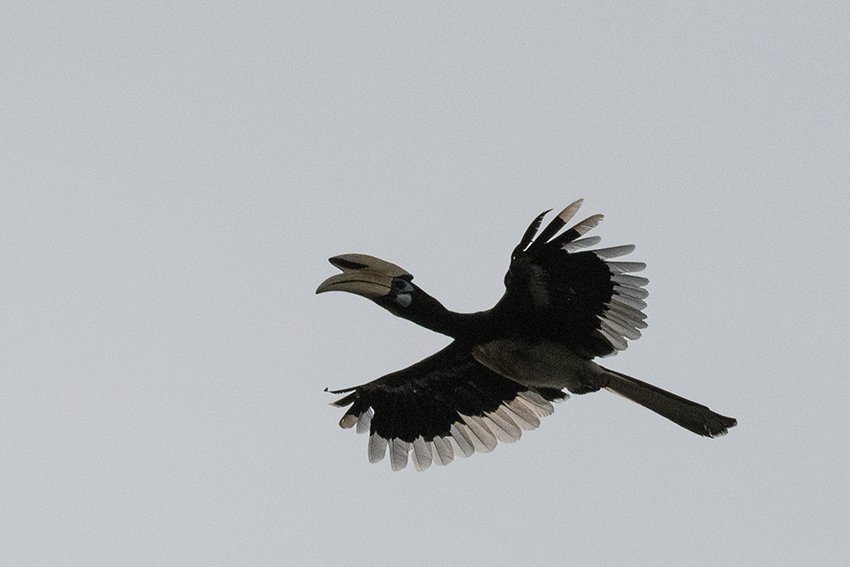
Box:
left=328, top=341, right=567, bottom=471
left=497, top=199, right=650, bottom=359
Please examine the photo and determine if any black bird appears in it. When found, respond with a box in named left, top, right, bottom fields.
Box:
left=317, top=199, right=736, bottom=471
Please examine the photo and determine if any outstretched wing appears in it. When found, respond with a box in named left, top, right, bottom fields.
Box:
left=328, top=341, right=567, bottom=471
left=498, top=199, right=649, bottom=359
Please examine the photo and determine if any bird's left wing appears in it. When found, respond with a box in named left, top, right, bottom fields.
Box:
left=328, top=340, right=566, bottom=471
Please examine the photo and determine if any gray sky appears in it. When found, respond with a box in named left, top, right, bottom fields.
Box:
left=2, top=3, right=848, bottom=566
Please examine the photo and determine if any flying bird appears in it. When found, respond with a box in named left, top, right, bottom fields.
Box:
left=317, top=199, right=736, bottom=471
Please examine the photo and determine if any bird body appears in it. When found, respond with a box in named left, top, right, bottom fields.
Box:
left=317, top=199, right=736, bottom=471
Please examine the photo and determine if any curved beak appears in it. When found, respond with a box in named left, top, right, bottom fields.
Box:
left=315, top=270, right=393, bottom=298
left=316, top=254, right=412, bottom=299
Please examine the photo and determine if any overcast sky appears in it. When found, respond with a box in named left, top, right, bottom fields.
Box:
left=2, top=3, right=848, bottom=566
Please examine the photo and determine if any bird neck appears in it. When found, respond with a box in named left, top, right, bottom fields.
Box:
left=402, top=292, right=492, bottom=340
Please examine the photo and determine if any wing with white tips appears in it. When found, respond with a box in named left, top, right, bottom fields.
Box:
left=328, top=341, right=567, bottom=471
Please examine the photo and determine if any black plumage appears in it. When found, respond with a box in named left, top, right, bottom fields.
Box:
left=317, top=199, right=736, bottom=471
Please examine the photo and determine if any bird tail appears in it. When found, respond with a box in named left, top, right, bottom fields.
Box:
left=600, top=367, right=737, bottom=437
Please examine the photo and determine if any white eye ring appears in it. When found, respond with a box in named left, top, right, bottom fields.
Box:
left=395, top=293, right=412, bottom=307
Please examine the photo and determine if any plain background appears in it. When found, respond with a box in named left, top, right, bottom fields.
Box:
left=2, top=3, right=848, bottom=566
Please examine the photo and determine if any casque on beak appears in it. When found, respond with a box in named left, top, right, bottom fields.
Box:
left=316, top=254, right=412, bottom=299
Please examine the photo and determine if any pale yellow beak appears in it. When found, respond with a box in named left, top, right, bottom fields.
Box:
left=316, top=254, right=412, bottom=298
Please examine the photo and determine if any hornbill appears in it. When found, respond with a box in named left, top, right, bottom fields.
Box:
left=317, top=199, right=736, bottom=471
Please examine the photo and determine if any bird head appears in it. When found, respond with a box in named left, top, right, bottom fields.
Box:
left=316, top=254, right=419, bottom=318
